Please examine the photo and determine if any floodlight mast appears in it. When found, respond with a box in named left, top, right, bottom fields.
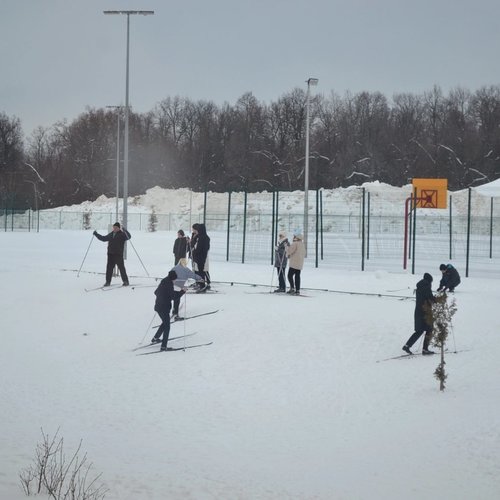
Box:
left=103, top=10, right=154, bottom=237
left=304, top=77, right=318, bottom=257
left=106, top=105, right=123, bottom=220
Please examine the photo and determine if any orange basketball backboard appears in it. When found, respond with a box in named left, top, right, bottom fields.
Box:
left=411, top=178, right=448, bottom=209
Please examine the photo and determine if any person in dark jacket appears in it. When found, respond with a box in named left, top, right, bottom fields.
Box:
left=173, top=229, right=189, bottom=265
left=151, top=270, right=177, bottom=351
left=437, top=263, right=461, bottom=292
left=274, top=232, right=289, bottom=292
left=402, top=273, right=436, bottom=355
left=191, top=223, right=211, bottom=291
left=93, top=222, right=131, bottom=286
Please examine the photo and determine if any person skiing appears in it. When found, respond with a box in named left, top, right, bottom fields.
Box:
left=151, top=270, right=177, bottom=351
left=93, top=222, right=131, bottom=286
left=173, top=229, right=189, bottom=265
left=402, top=272, right=436, bottom=355
left=170, top=258, right=205, bottom=319
left=286, top=232, right=306, bottom=295
left=274, top=231, right=289, bottom=292
left=191, top=223, right=211, bottom=291
left=437, top=263, right=461, bottom=292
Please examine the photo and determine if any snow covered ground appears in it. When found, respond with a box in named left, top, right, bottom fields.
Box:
left=1, top=228, right=499, bottom=500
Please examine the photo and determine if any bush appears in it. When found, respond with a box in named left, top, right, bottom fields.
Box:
left=19, top=428, right=108, bottom=499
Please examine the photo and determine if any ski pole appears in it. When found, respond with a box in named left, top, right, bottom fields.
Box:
left=183, top=291, right=187, bottom=351
left=139, top=312, right=157, bottom=345
left=450, top=323, right=457, bottom=353
left=128, top=239, right=150, bottom=276
left=77, top=233, right=95, bottom=277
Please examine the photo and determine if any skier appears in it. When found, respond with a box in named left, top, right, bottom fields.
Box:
left=437, top=263, right=461, bottom=292
left=286, top=232, right=306, bottom=295
left=93, top=222, right=131, bottom=286
left=402, top=273, right=436, bottom=355
left=173, top=229, right=189, bottom=265
left=191, top=223, right=211, bottom=291
left=151, top=270, right=177, bottom=351
left=274, top=232, right=289, bottom=292
left=170, top=258, right=205, bottom=319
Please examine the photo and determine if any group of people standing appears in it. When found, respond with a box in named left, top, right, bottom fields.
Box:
left=93, top=222, right=211, bottom=351
left=151, top=223, right=212, bottom=350
left=274, top=231, right=306, bottom=295
left=93, top=222, right=463, bottom=356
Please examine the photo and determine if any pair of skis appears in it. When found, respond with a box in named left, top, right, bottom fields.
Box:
left=135, top=309, right=219, bottom=355
left=137, top=342, right=213, bottom=355
left=85, top=283, right=137, bottom=292
left=377, top=349, right=469, bottom=362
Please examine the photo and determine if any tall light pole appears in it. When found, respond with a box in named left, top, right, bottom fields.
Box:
left=304, top=77, right=318, bottom=256
left=106, top=105, right=122, bottom=220
left=103, top=10, right=154, bottom=233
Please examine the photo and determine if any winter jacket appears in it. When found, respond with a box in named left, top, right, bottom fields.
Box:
left=438, top=265, right=461, bottom=291
left=286, top=238, right=306, bottom=270
left=192, top=224, right=210, bottom=271
left=94, top=229, right=131, bottom=255
left=414, top=276, right=435, bottom=331
left=170, top=264, right=202, bottom=289
left=154, top=277, right=175, bottom=310
left=173, top=237, right=189, bottom=263
left=274, top=239, right=289, bottom=268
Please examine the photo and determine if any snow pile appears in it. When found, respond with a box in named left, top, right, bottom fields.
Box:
left=53, top=181, right=496, bottom=218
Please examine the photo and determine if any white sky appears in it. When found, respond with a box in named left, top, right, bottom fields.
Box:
left=2, top=0, right=500, bottom=137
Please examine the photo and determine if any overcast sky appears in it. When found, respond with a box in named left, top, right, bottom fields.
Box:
left=2, top=0, right=500, bottom=137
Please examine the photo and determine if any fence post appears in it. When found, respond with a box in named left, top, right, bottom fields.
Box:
left=490, top=197, right=494, bottom=259
left=271, top=190, right=276, bottom=264
left=203, top=191, right=207, bottom=225
left=449, top=194, right=453, bottom=260
left=361, top=188, right=366, bottom=271
left=320, top=190, right=324, bottom=260
left=411, top=188, right=417, bottom=275
left=315, top=188, right=319, bottom=268
left=242, top=191, right=247, bottom=264
left=466, top=187, right=471, bottom=277
left=226, top=191, right=231, bottom=261
left=367, top=191, right=371, bottom=260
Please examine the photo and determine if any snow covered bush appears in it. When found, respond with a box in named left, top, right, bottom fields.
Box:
left=148, top=207, right=158, bottom=232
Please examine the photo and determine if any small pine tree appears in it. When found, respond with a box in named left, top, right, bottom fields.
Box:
left=426, top=293, right=457, bottom=391
left=83, top=211, right=92, bottom=230
left=148, top=207, right=158, bottom=232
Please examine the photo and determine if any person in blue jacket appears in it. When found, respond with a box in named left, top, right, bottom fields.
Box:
left=437, top=263, right=461, bottom=292
left=151, top=270, right=177, bottom=351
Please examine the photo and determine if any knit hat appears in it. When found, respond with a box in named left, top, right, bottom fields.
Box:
left=113, top=222, right=121, bottom=228
left=423, top=273, right=433, bottom=282
left=293, top=233, right=303, bottom=240
left=439, top=264, right=446, bottom=271
left=168, top=270, right=177, bottom=280
left=178, top=258, right=188, bottom=267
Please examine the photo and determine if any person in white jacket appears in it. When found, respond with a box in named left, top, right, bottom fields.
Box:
left=286, top=232, right=306, bottom=295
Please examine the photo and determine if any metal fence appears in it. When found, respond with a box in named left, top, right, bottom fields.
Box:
left=2, top=188, right=499, bottom=277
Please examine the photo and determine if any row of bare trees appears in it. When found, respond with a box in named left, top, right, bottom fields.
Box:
left=2, top=85, right=500, bottom=209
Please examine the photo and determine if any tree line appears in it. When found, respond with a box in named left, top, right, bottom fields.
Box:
left=1, top=85, right=500, bottom=209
